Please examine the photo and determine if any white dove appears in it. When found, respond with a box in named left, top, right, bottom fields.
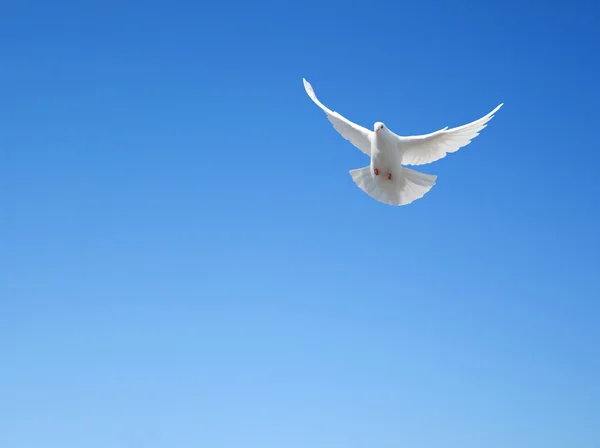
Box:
left=303, top=78, right=503, bottom=206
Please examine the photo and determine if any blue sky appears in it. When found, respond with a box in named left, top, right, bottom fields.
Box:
left=1, top=1, right=599, bottom=447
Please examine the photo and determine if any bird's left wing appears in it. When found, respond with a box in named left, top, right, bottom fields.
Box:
left=394, top=104, right=503, bottom=166
left=303, top=78, right=372, bottom=156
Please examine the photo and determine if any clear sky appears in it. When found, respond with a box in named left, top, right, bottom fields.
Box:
left=1, top=1, right=599, bottom=447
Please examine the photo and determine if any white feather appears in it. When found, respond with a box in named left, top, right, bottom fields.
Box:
left=394, top=104, right=503, bottom=166
left=303, top=78, right=373, bottom=156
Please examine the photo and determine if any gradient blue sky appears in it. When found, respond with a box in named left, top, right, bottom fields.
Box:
left=1, top=1, right=599, bottom=447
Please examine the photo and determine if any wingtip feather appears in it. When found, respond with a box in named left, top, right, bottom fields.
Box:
left=491, top=103, right=504, bottom=114
left=302, top=78, right=317, bottom=101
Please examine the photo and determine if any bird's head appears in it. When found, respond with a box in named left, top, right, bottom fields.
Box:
left=374, top=122, right=385, bottom=133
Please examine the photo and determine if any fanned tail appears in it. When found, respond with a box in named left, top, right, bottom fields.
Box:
left=349, top=166, right=437, bottom=206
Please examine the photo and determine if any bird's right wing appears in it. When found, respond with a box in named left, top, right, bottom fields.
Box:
left=303, top=78, right=372, bottom=156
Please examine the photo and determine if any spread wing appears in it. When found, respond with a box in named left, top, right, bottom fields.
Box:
left=303, top=78, right=372, bottom=156
left=396, top=104, right=503, bottom=166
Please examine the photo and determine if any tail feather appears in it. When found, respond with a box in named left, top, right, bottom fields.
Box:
left=349, top=166, right=436, bottom=206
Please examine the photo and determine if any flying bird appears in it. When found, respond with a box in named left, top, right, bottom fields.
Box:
left=303, top=78, right=503, bottom=206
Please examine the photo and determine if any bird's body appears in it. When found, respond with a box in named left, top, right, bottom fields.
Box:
left=303, top=78, right=503, bottom=206
left=370, top=127, right=401, bottom=178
